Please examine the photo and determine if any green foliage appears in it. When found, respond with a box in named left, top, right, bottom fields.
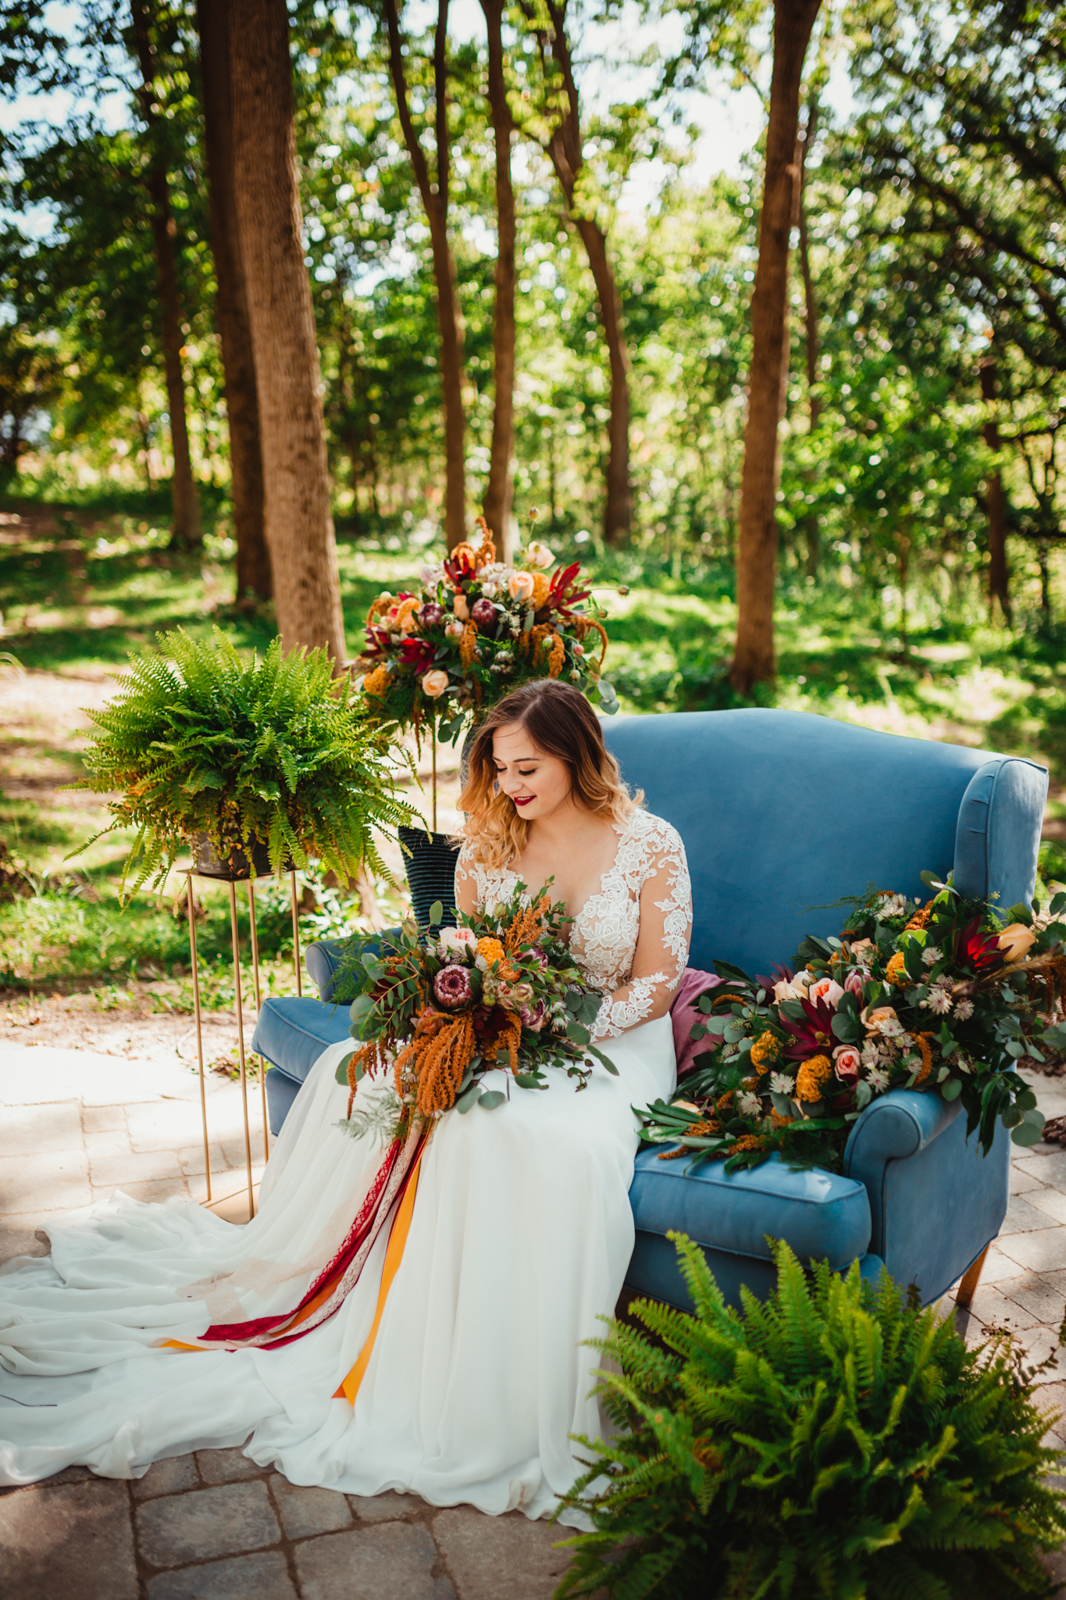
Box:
left=555, top=1235, right=1066, bottom=1600
left=74, top=626, right=416, bottom=894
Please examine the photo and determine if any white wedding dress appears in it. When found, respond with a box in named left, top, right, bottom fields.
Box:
left=0, top=808, right=691, bottom=1523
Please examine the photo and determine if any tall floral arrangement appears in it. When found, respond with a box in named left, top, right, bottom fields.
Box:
left=356, top=517, right=618, bottom=745
left=640, top=877, right=1066, bottom=1174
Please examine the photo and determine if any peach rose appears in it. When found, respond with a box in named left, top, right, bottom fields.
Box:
left=421, top=669, right=449, bottom=698
left=508, top=570, right=535, bottom=602
left=861, top=1004, right=904, bottom=1038
left=452, top=592, right=470, bottom=621
left=833, top=1045, right=861, bottom=1085
left=808, top=976, right=844, bottom=1009
left=998, top=922, right=1037, bottom=962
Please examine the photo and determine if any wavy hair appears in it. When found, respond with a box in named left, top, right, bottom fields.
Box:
left=458, top=680, right=639, bottom=868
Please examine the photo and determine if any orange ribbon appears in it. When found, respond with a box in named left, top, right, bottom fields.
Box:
left=333, top=1139, right=426, bottom=1404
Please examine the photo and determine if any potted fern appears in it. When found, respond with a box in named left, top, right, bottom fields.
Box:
left=75, top=627, right=415, bottom=894
left=556, top=1236, right=1066, bottom=1599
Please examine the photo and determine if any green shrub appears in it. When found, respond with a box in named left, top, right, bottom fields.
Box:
left=74, top=627, right=415, bottom=894
left=556, top=1236, right=1066, bottom=1599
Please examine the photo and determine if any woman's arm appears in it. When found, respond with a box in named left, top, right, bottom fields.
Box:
left=592, top=838, right=693, bottom=1041
left=454, top=845, right=479, bottom=918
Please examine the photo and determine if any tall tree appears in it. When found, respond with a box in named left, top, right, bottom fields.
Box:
left=195, top=0, right=271, bottom=604
left=128, top=0, right=202, bottom=550
left=227, top=0, right=346, bottom=661
left=382, top=0, right=468, bottom=551
left=522, top=0, right=632, bottom=544
left=728, top=0, right=821, bottom=692
left=979, top=354, right=1011, bottom=625
left=480, top=0, right=517, bottom=550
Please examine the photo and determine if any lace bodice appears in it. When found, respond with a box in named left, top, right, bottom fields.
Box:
left=455, top=808, right=692, bottom=1039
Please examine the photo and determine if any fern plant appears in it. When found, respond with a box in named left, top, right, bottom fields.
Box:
left=556, top=1236, right=1066, bottom=1600
left=74, top=628, right=416, bottom=895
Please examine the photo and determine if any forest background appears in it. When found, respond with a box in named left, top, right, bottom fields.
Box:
left=0, top=0, right=1065, bottom=1002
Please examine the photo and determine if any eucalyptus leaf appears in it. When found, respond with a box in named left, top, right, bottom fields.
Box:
left=478, top=1089, right=506, bottom=1110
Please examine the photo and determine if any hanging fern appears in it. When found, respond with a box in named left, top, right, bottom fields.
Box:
left=555, top=1236, right=1066, bottom=1599
left=72, top=627, right=416, bottom=897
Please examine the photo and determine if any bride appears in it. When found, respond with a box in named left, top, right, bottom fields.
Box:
left=0, top=679, right=692, bottom=1523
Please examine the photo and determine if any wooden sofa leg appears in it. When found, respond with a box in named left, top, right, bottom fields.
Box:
left=955, top=1246, right=990, bottom=1311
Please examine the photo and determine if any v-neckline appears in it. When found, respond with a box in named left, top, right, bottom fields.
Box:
left=499, top=817, right=629, bottom=943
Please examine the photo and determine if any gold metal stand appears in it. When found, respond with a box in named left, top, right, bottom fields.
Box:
left=186, top=868, right=304, bottom=1220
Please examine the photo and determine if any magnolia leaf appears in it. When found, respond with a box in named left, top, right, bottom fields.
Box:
left=478, top=1089, right=506, bottom=1110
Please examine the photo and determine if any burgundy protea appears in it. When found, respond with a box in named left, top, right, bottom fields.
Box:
left=519, top=1000, right=546, bottom=1031
left=420, top=602, right=445, bottom=629
left=471, top=597, right=498, bottom=630
left=399, top=637, right=434, bottom=671
left=434, top=964, right=473, bottom=1009
left=779, top=994, right=838, bottom=1062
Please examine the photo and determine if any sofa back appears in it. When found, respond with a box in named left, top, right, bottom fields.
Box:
left=605, top=708, right=1047, bottom=976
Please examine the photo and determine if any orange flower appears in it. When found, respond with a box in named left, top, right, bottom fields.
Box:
left=547, top=634, right=565, bottom=678
left=905, top=905, right=930, bottom=931
left=530, top=572, right=551, bottom=608
left=796, top=1054, right=832, bottom=1103
left=885, top=952, right=909, bottom=987
left=998, top=922, right=1037, bottom=962
left=728, top=1134, right=766, bottom=1154
left=476, top=937, right=516, bottom=979
left=362, top=665, right=390, bottom=696
left=460, top=622, right=479, bottom=669
left=750, top=1031, right=780, bottom=1071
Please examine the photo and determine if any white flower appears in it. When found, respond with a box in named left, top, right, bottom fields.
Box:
left=877, top=893, right=907, bottom=919
left=953, top=998, right=974, bottom=1021
left=921, top=980, right=953, bottom=1015
left=865, top=1066, right=891, bottom=1092
left=481, top=581, right=499, bottom=598
left=738, top=1091, right=762, bottom=1117
left=420, top=563, right=447, bottom=588
left=523, top=540, right=554, bottom=569
left=445, top=619, right=464, bottom=640
left=922, top=945, right=941, bottom=967
left=769, top=1072, right=796, bottom=1096
left=861, top=1039, right=884, bottom=1069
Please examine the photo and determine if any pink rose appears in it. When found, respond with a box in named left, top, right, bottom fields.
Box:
left=808, top=977, right=845, bottom=1009
left=439, top=926, right=477, bottom=960
left=844, top=970, right=866, bottom=999
left=833, top=1045, right=861, bottom=1085
left=508, top=571, right=535, bottom=601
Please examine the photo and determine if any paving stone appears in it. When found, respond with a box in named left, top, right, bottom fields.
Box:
left=348, top=1490, right=424, bottom=1522
left=136, top=1481, right=280, bottom=1568
left=432, top=1506, right=572, bottom=1600
left=997, top=1229, right=1066, bottom=1274
left=0, top=1218, right=50, bottom=1264
left=1003, top=1277, right=1066, bottom=1326
left=98, top=1177, right=191, bottom=1205
left=0, top=1149, right=92, bottom=1213
left=1026, top=1187, right=1066, bottom=1227
left=0, top=1478, right=138, bottom=1600
left=957, top=1282, right=1039, bottom=1329
left=295, top=1522, right=455, bottom=1600
left=178, top=1143, right=231, bottom=1178
left=270, top=1475, right=352, bottom=1539
left=0, top=1101, right=84, bottom=1158
left=131, top=1456, right=201, bottom=1500
left=82, top=1105, right=127, bottom=1133
left=145, top=1550, right=298, bottom=1600
left=83, top=1127, right=135, bottom=1162
left=88, top=1148, right=183, bottom=1186
left=1013, top=1153, right=1066, bottom=1193
left=1042, top=1545, right=1066, bottom=1596
left=977, top=1245, right=1029, bottom=1286
left=1002, top=1195, right=1055, bottom=1234
left=1009, top=1165, right=1045, bottom=1194
left=196, top=1446, right=264, bottom=1484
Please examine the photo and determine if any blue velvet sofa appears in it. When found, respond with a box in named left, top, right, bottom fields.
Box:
left=251, top=708, right=1048, bottom=1312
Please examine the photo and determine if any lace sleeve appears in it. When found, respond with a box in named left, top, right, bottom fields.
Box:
left=592, top=821, right=692, bottom=1040
left=454, top=838, right=478, bottom=917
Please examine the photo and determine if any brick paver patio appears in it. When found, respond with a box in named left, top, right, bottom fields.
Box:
left=4, top=1035, right=1066, bottom=1596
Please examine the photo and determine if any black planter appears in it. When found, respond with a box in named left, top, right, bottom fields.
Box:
left=399, top=824, right=461, bottom=930
left=193, top=832, right=278, bottom=882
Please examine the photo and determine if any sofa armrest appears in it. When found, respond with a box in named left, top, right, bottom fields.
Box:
left=842, top=1088, right=962, bottom=1259
left=305, top=928, right=403, bottom=1003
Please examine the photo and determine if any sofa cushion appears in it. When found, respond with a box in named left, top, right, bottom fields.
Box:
left=251, top=996, right=352, bottom=1084
left=629, top=1146, right=871, bottom=1270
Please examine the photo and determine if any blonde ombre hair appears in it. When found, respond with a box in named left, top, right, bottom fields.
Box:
left=458, top=680, right=639, bottom=869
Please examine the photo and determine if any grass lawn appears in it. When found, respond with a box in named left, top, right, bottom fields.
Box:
left=1, top=491, right=1063, bottom=999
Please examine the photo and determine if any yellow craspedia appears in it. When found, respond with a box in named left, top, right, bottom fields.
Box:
left=885, top=951, right=909, bottom=987
left=795, top=1054, right=832, bottom=1103
left=362, top=665, right=390, bottom=696
left=476, top=937, right=508, bottom=969
left=750, top=1031, right=781, bottom=1072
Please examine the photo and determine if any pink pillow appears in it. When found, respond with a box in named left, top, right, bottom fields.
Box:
left=670, top=967, right=722, bottom=1079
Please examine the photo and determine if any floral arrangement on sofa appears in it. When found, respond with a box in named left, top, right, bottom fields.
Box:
left=639, top=875, right=1066, bottom=1174
left=355, top=519, right=618, bottom=742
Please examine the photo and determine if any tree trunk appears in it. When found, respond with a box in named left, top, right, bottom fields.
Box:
left=480, top=0, right=516, bottom=554
left=383, top=0, right=467, bottom=551
left=227, top=0, right=346, bottom=662
left=797, top=101, right=820, bottom=578
left=196, top=0, right=272, bottom=604
left=538, top=0, right=631, bottom=544
left=129, top=0, right=202, bottom=551
left=978, top=357, right=1011, bottom=625
left=729, top=0, right=821, bottom=693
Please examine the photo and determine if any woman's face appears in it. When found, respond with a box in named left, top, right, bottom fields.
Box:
left=491, top=722, right=573, bottom=823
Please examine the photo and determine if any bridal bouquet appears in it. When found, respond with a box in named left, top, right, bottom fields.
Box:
left=334, top=881, right=616, bottom=1137
left=356, top=518, right=618, bottom=742
left=639, top=875, right=1066, bottom=1176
